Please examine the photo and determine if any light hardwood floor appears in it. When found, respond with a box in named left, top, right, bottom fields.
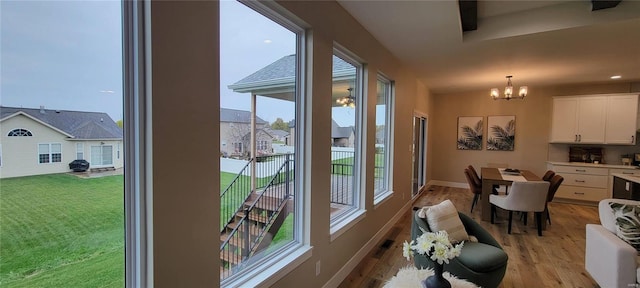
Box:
left=338, top=185, right=600, bottom=288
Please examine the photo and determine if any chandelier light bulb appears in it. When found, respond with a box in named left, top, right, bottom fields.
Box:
left=490, top=76, right=527, bottom=100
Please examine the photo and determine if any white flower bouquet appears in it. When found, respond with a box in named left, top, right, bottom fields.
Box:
left=403, top=229, right=464, bottom=265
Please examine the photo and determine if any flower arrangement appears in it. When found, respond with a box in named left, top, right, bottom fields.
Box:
left=403, top=229, right=464, bottom=265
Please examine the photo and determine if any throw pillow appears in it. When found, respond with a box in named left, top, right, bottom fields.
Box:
left=424, top=199, right=469, bottom=243
left=609, top=202, right=640, bottom=252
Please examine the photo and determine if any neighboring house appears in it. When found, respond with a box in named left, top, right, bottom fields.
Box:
left=220, top=107, right=270, bottom=157
left=0, top=106, right=123, bottom=179
left=265, top=128, right=289, bottom=143
left=331, top=119, right=355, bottom=147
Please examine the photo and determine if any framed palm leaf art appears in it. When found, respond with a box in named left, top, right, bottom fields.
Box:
left=457, top=116, right=483, bottom=150
left=487, top=115, right=515, bottom=151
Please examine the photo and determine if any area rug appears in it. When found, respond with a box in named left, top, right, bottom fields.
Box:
left=383, top=266, right=480, bottom=288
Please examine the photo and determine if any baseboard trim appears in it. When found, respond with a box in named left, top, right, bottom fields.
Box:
left=427, top=180, right=468, bottom=189
left=322, top=200, right=413, bottom=288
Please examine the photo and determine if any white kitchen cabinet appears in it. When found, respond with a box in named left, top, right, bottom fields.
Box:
left=550, top=96, right=606, bottom=143
left=605, top=94, right=638, bottom=144
left=548, top=162, right=640, bottom=204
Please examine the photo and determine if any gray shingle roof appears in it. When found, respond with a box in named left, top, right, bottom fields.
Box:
left=229, top=55, right=355, bottom=91
left=220, top=107, right=267, bottom=124
left=1, top=106, right=122, bottom=139
left=331, top=119, right=354, bottom=138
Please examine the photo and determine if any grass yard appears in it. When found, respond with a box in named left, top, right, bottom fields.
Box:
left=0, top=169, right=294, bottom=286
left=0, top=173, right=124, bottom=287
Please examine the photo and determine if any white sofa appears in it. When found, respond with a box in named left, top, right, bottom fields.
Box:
left=586, top=198, right=639, bottom=288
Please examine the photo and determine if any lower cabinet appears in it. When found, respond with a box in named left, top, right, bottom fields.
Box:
left=547, top=163, right=640, bottom=204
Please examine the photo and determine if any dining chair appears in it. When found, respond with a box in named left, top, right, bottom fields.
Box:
left=464, top=168, right=482, bottom=213
left=490, top=181, right=550, bottom=236
left=542, top=170, right=556, bottom=182
left=545, top=174, right=564, bottom=224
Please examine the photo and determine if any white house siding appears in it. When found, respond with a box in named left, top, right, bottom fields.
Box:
left=0, top=114, right=122, bottom=178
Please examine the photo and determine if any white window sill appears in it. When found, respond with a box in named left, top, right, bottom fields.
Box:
left=222, top=244, right=312, bottom=288
left=373, top=190, right=394, bottom=207
left=330, top=209, right=366, bottom=242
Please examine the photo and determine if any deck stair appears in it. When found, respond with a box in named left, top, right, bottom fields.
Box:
left=219, top=154, right=293, bottom=280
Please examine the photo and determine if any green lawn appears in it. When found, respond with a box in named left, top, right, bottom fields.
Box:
left=0, top=170, right=293, bottom=286
left=0, top=173, right=124, bottom=287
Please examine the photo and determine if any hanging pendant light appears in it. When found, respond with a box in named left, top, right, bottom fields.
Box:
left=336, top=87, right=355, bottom=108
left=491, top=76, right=527, bottom=100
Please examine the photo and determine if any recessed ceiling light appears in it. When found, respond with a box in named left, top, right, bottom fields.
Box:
left=611, top=75, right=622, bottom=79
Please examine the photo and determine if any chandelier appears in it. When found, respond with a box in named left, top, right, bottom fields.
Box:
left=336, top=87, right=355, bottom=108
left=490, top=76, right=527, bottom=100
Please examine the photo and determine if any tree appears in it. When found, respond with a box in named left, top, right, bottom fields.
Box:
left=271, top=118, right=289, bottom=131
left=116, top=119, right=123, bottom=128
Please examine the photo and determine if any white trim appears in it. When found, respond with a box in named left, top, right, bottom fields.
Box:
left=373, top=190, right=394, bottom=207
left=330, top=209, right=367, bottom=242
left=1, top=111, right=75, bottom=138
left=427, top=180, right=468, bottom=189
left=323, top=200, right=413, bottom=288
left=224, top=245, right=313, bottom=288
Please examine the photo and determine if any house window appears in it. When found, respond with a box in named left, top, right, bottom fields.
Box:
left=91, top=145, right=113, bottom=166
left=8, top=128, right=33, bottom=136
left=76, top=143, right=84, bottom=160
left=38, top=143, right=62, bottom=164
left=330, top=47, right=364, bottom=233
left=257, top=140, right=268, bottom=151
left=220, top=1, right=305, bottom=285
left=232, top=142, right=243, bottom=154
left=374, top=74, right=394, bottom=203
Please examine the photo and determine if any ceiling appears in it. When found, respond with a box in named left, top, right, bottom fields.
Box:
left=337, top=0, right=640, bottom=95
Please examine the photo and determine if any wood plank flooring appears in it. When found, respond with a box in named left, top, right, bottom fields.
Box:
left=338, top=185, right=600, bottom=288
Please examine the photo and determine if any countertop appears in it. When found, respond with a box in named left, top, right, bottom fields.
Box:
left=547, top=161, right=640, bottom=170
left=612, top=173, right=640, bottom=184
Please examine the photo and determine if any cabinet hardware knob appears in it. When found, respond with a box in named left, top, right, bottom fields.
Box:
left=632, top=135, right=635, bottom=143
left=575, top=135, right=578, bottom=142
left=623, top=172, right=634, bottom=174
left=576, top=169, right=586, bottom=172
left=574, top=192, right=585, bottom=195
left=575, top=180, right=586, bottom=183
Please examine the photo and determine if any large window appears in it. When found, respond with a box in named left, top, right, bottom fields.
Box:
left=374, top=75, right=393, bottom=202
left=91, top=145, right=114, bottom=166
left=330, top=47, right=364, bottom=228
left=220, top=1, right=304, bottom=285
left=38, top=143, right=62, bottom=164
left=1, top=2, right=125, bottom=286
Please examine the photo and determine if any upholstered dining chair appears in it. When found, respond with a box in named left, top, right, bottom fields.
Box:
left=542, top=170, right=556, bottom=182
left=545, top=174, right=564, bottom=224
left=490, top=181, right=550, bottom=236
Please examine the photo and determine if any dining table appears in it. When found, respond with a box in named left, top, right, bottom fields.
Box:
left=480, top=167, right=547, bottom=229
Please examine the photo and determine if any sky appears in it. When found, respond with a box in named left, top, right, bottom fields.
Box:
left=1, top=0, right=359, bottom=126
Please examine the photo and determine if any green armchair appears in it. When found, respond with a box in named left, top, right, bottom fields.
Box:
left=411, top=209, right=508, bottom=288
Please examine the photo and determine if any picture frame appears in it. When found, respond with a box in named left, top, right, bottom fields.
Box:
left=487, top=115, right=515, bottom=151
left=457, top=116, right=483, bottom=150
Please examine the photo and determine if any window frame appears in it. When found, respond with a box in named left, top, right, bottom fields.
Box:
left=37, top=143, right=62, bottom=164
left=219, top=1, right=311, bottom=287
left=329, top=45, right=366, bottom=239
left=76, top=142, right=84, bottom=160
left=373, top=73, right=394, bottom=205
left=8, top=128, right=33, bottom=136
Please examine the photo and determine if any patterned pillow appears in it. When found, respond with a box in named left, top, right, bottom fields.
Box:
left=424, top=199, right=469, bottom=243
left=609, top=202, right=640, bottom=252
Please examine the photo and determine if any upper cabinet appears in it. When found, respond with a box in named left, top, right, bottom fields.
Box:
left=550, top=94, right=639, bottom=145
left=605, top=95, right=639, bottom=144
